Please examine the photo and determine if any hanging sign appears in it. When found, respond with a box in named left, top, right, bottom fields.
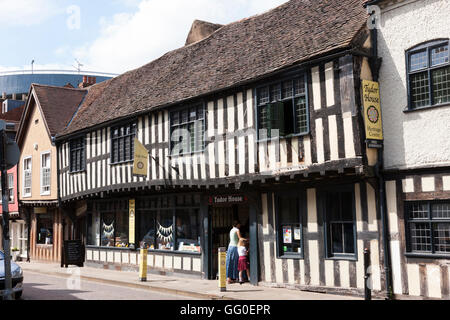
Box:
left=133, top=138, right=148, bottom=176
left=129, top=199, right=136, bottom=245
left=362, top=80, right=383, bottom=143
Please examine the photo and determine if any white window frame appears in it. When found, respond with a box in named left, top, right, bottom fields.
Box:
left=0, top=172, right=14, bottom=204
left=23, top=156, right=32, bottom=198
left=7, top=173, right=14, bottom=203
left=40, top=151, right=51, bottom=196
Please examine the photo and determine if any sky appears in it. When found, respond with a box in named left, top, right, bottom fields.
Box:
left=0, top=0, right=288, bottom=75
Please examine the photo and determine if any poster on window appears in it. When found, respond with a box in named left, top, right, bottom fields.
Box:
left=294, top=227, right=301, bottom=241
left=283, top=226, right=292, bottom=244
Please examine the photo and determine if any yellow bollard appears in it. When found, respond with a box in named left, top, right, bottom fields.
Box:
left=218, top=247, right=227, bottom=292
left=139, top=247, right=148, bottom=282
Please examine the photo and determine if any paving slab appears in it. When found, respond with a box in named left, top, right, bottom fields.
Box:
left=18, top=261, right=361, bottom=300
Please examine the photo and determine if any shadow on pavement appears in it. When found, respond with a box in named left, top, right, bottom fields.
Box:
left=22, top=282, right=91, bottom=300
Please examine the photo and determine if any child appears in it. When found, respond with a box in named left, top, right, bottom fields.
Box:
left=237, top=238, right=250, bottom=284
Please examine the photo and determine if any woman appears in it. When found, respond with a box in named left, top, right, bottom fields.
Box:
left=226, top=220, right=246, bottom=284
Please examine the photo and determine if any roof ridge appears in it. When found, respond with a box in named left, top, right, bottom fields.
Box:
left=32, top=83, right=88, bottom=91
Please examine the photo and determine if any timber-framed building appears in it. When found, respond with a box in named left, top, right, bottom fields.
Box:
left=53, top=0, right=391, bottom=298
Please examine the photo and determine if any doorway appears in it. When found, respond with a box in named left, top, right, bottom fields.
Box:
left=209, top=204, right=249, bottom=279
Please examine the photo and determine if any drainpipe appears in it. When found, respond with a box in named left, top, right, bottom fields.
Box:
left=369, top=10, right=393, bottom=299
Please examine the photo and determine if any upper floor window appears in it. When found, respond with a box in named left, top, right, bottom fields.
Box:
left=405, top=201, right=450, bottom=256
left=23, top=157, right=32, bottom=197
left=0, top=173, right=15, bottom=203
left=70, top=137, right=85, bottom=173
left=170, top=103, right=205, bottom=155
left=111, top=122, right=136, bottom=164
left=40, top=152, right=51, bottom=195
left=407, top=40, right=450, bottom=109
left=257, top=74, right=309, bottom=139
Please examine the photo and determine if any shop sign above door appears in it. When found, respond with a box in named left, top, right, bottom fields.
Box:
left=209, top=195, right=248, bottom=205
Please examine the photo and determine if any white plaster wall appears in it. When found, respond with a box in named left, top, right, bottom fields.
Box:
left=378, top=0, right=450, bottom=170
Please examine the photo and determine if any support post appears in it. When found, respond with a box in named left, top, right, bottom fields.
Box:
left=0, top=129, right=13, bottom=300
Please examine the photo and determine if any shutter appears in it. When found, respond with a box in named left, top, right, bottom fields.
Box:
left=271, top=102, right=285, bottom=137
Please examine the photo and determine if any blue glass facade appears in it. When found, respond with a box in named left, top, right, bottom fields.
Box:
left=0, top=73, right=113, bottom=95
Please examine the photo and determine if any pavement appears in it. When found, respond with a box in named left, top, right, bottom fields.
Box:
left=22, top=272, right=197, bottom=300
left=17, top=261, right=362, bottom=300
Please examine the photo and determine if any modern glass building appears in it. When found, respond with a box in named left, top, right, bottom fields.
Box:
left=0, top=70, right=116, bottom=100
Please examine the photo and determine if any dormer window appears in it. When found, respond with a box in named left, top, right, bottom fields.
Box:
left=407, top=40, right=450, bottom=110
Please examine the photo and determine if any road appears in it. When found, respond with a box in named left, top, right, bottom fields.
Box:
left=21, top=271, right=198, bottom=300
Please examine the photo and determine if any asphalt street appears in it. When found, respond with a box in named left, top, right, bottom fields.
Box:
left=21, top=271, right=198, bottom=300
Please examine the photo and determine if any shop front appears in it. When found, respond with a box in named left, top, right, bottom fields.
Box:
left=85, top=193, right=204, bottom=276
left=83, top=190, right=260, bottom=282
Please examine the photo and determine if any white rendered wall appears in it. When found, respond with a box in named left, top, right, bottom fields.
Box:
left=378, top=0, right=450, bottom=170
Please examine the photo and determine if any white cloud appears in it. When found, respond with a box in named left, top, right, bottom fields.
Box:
left=75, top=0, right=288, bottom=74
left=0, top=0, right=61, bottom=27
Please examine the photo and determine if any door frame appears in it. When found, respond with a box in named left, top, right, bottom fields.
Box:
left=202, top=191, right=260, bottom=284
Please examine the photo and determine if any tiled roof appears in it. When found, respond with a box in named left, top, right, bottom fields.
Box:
left=30, top=84, right=87, bottom=137
left=0, top=105, right=25, bottom=122
left=60, top=0, right=368, bottom=136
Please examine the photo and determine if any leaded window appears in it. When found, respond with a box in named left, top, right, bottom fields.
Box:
left=257, top=74, right=309, bottom=139
left=406, top=201, right=450, bottom=255
left=69, top=137, right=85, bottom=173
left=170, top=103, right=205, bottom=155
left=111, top=122, right=136, bottom=164
left=407, top=40, right=450, bottom=109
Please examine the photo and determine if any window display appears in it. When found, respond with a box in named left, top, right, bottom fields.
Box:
left=176, top=208, right=201, bottom=253
left=36, top=212, right=53, bottom=245
left=277, top=194, right=303, bottom=255
left=156, top=210, right=174, bottom=250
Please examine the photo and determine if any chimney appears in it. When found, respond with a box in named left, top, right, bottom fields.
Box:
left=78, top=76, right=96, bottom=88
left=185, top=20, right=223, bottom=46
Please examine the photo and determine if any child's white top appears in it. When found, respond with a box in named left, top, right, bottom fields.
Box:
left=238, top=246, right=247, bottom=256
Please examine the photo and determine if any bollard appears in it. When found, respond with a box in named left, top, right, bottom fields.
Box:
left=218, top=247, right=227, bottom=292
left=139, top=245, right=148, bottom=282
left=364, top=248, right=372, bottom=300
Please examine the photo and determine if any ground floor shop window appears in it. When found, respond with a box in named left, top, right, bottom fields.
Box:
left=176, top=208, right=201, bottom=253
left=136, top=194, right=201, bottom=253
left=36, top=212, right=53, bottom=245
left=324, top=189, right=356, bottom=258
left=276, top=193, right=304, bottom=257
left=406, top=201, right=450, bottom=255
left=87, top=200, right=129, bottom=248
left=156, top=210, right=174, bottom=250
